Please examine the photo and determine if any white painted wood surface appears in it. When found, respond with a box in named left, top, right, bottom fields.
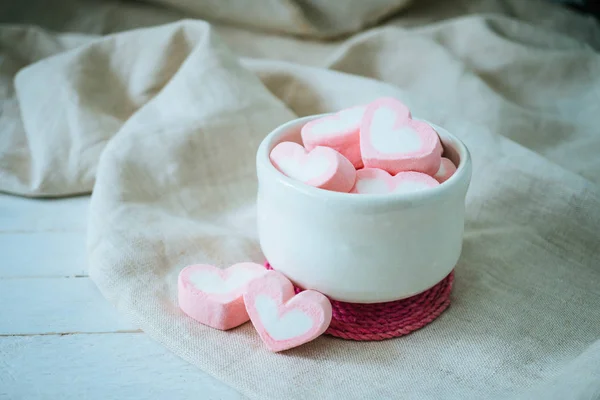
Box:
left=0, top=233, right=87, bottom=277
left=0, top=194, right=242, bottom=399
left=0, top=277, right=137, bottom=335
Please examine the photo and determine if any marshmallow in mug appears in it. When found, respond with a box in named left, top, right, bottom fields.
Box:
left=360, top=97, right=443, bottom=176
left=269, top=97, right=456, bottom=193
left=269, top=141, right=356, bottom=193
left=351, top=168, right=439, bottom=195
left=434, top=157, right=458, bottom=183
left=300, top=105, right=366, bottom=169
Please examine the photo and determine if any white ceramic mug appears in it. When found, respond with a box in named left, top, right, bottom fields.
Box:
left=256, top=114, right=472, bottom=303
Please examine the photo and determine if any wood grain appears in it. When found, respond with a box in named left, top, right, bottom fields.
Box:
left=0, top=194, right=88, bottom=232
left=0, top=277, right=137, bottom=335
left=0, top=232, right=87, bottom=277
left=0, top=192, right=239, bottom=399
left=0, top=333, right=243, bottom=400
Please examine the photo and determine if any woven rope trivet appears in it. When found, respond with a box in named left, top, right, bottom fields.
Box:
left=265, top=263, right=454, bottom=341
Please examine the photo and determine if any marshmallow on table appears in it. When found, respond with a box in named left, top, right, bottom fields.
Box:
left=360, top=97, right=442, bottom=175
left=351, top=168, right=439, bottom=194
left=178, top=263, right=267, bottom=330
left=244, top=270, right=332, bottom=352
left=301, top=105, right=366, bottom=168
left=433, top=157, right=457, bottom=183
left=270, top=141, right=356, bottom=193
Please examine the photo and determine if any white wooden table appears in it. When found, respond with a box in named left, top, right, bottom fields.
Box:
left=0, top=194, right=242, bottom=399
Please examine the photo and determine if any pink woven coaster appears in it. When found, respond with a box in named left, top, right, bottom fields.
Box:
left=265, top=263, right=454, bottom=341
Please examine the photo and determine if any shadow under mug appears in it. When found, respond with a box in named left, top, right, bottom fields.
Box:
left=256, top=114, right=472, bottom=303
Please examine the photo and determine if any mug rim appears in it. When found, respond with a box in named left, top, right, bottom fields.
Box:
left=256, top=113, right=472, bottom=208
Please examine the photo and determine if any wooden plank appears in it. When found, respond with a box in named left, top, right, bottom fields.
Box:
left=0, top=197, right=242, bottom=398
left=0, top=194, right=89, bottom=277
left=0, top=194, right=89, bottom=232
left=0, top=232, right=87, bottom=277
left=0, top=333, right=243, bottom=400
left=0, top=277, right=137, bottom=335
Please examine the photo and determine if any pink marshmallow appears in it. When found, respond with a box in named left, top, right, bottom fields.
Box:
left=270, top=141, right=356, bottom=193
left=178, top=263, right=267, bottom=330
left=244, top=271, right=332, bottom=352
left=360, top=97, right=442, bottom=175
left=433, top=157, right=457, bottom=183
left=301, top=105, right=366, bottom=168
left=351, top=168, right=439, bottom=194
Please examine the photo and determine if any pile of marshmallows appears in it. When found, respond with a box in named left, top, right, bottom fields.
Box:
left=179, top=263, right=332, bottom=352
left=270, top=97, right=457, bottom=194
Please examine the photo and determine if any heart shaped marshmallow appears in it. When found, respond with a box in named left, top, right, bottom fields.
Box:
left=351, top=168, right=439, bottom=194
left=433, top=157, right=457, bottom=183
left=178, top=263, right=267, bottom=330
left=360, top=97, right=442, bottom=175
left=301, top=105, right=366, bottom=168
left=270, top=141, right=356, bottom=192
left=244, top=271, right=332, bottom=352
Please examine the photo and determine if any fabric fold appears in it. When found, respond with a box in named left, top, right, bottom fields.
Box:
left=1, top=1, right=599, bottom=399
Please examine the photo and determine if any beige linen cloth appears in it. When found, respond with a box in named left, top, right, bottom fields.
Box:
left=1, top=0, right=600, bottom=398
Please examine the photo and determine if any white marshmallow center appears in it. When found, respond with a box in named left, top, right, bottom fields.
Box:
left=190, top=269, right=261, bottom=294
left=276, top=155, right=330, bottom=182
left=436, top=162, right=446, bottom=177
left=394, top=180, right=432, bottom=193
left=369, top=108, right=421, bottom=154
left=310, top=107, right=365, bottom=136
left=255, top=294, right=313, bottom=340
left=355, top=178, right=390, bottom=194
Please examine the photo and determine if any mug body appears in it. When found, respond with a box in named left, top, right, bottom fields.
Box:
left=256, top=114, right=472, bottom=303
